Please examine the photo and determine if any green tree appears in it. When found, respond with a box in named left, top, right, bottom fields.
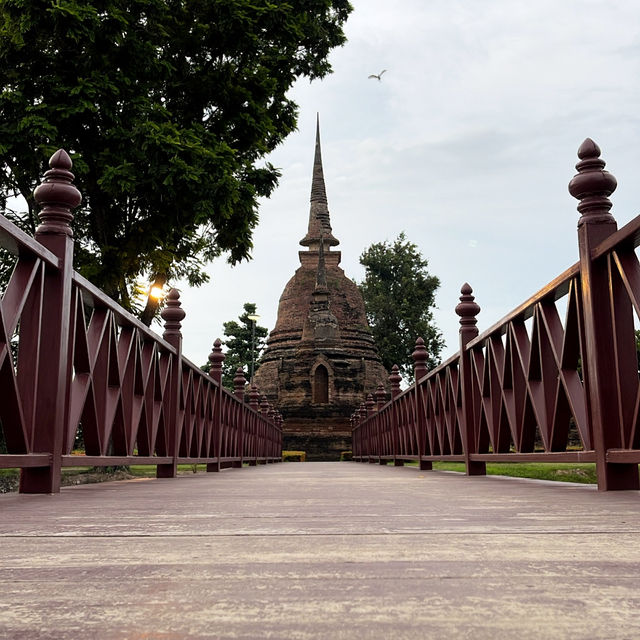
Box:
left=221, top=302, right=268, bottom=389
left=0, top=0, right=352, bottom=323
left=358, top=232, right=444, bottom=381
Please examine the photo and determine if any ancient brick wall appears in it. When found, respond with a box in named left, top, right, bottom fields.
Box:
left=252, top=121, right=389, bottom=459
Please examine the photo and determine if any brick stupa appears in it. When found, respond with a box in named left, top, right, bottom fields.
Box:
left=253, top=120, right=388, bottom=459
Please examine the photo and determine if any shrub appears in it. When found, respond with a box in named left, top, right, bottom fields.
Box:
left=282, top=450, right=306, bottom=462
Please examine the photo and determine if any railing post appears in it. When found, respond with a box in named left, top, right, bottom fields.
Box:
left=361, top=407, right=368, bottom=462
left=352, top=410, right=360, bottom=461
left=412, top=337, right=432, bottom=471
left=375, top=383, right=387, bottom=464
left=389, top=365, right=402, bottom=466
left=233, top=367, right=246, bottom=468
left=20, top=150, right=81, bottom=493
left=352, top=408, right=363, bottom=461
left=569, top=139, right=639, bottom=490
left=157, top=289, right=185, bottom=479
left=455, top=283, right=485, bottom=476
left=267, top=406, right=276, bottom=462
left=207, top=339, right=224, bottom=472
left=248, top=384, right=260, bottom=465
left=365, top=394, right=377, bottom=462
left=272, top=411, right=278, bottom=461
left=350, top=414, right=356, bottom=459
left=259, top=395, right=270, bottom=463
left=359, top=402, right=372, bottom=464
left=276, top=411, right=283, bottom=461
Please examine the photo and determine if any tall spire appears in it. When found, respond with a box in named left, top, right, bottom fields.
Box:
left=310, top=116, right=328, bottom=205
left=300, top=115, right=339, bottom=249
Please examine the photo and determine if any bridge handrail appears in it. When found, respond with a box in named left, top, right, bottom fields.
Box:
left=353, top=139, right=640, bottom=491
left=72, top=271, right=177, bottom=351
left=0, top=149, right=282, bottom=493
left=467, top=262, right=580, bottom=348
left=0, top=214, right=60, bottom=268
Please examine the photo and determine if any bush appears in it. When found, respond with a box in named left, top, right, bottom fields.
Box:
left=282, top=450, right=306, bottom=462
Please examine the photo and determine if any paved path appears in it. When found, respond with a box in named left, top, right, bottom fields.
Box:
left=1, top=463, right=640, bottom=639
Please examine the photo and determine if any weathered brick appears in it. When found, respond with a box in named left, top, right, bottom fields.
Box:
left=253, top=121, right=388, bottom=459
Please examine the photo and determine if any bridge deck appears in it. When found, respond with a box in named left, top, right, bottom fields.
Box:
left=2, top=462, right=640, bottom=639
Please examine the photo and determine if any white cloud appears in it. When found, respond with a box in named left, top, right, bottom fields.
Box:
left=174, top=0, right=640, bottom=367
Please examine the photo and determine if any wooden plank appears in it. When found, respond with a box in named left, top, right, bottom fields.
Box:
left=421, top=455, right=466, bottom=463
left=176, top=457, right=236, bottom=465
left=606, top=449, right=640, bottom=463
left=61, top=456, right=173, bottom=467
left=0, top=454, right=50, bottom=468
left=0, top=216, right=60, bottom=267
left=590, top=213, right=640, bottom=260
left=470, top=451, right=596, bottom=463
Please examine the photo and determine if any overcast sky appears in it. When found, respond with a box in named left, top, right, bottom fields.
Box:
left=174, top=0, right=640, bottom=372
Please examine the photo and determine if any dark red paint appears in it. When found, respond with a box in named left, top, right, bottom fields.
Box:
left=0, top=150, right=281, bottom=493
left=353, top=140, right=640, bottom=491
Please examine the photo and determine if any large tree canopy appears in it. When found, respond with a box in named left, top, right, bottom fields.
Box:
left=0, top=0, right=352, bottom=318
left=358, top=232, right=444, bottom=381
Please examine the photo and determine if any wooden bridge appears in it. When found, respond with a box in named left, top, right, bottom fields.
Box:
left=4, top=139, right=640, bottom=492
left=2, top=462, right=640, bottom=639
left=2, top=140, right=640, bottom=636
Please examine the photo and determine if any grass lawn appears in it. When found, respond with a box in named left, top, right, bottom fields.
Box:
left=129, top=464, right=210, bottom=476
left=431, top=461, right=597, bottom=484
left=0, top=464, right=212, bottom=493
left=2, top=461, right=599, bottom=492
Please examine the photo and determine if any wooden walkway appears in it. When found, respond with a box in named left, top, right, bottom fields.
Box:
left=2, top=462, right=640, bottom=639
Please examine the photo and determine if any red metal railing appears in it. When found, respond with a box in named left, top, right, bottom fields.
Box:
left=353, top=139, right=640, bottom=490
left=0, top=149, right=282, bottom=493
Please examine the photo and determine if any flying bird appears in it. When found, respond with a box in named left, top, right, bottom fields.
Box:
left=368, top=69, right=387, bottom=81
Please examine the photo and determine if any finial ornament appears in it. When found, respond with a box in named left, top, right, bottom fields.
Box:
left=568, top=138, right=617, bottom=226
left=249, top=384, right=260, bottom=410
left=161, top=288, right=186, bottom=340
left=366, top=394, right=375, bottom=416
left=455, top=283, right=480, bottom=330
left=34, top=149, right=82, bottom=237
left=375, top=382, right=387, bottom=409
left=233, top=367, right=247, bottom=399
left=208, top=338, right=225, bottom=381
left=389, top=365, right=402, bottom=398
left=412, top=337, right=429, bottom=381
